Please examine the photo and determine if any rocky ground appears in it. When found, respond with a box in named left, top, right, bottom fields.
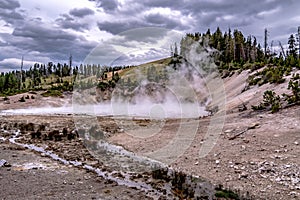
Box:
left=0, top=142, right=151, bottom=200
left=1, top=106, right=300, bottom=199
left=1, top=69, right=300, bottom=199
left=0, top=115, right=220, bottom=200
left=109, top=106, right=300, bottom=200
left=0, top=115, right=157, bottom=200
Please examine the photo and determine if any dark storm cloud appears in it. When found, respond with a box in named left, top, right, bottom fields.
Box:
left=1, top=0, right=300, bottom=71
left=69, top=7, right=95, bottom=17
left=93, top=0, right=292, bottom=33
left=179, top=0, right=286, bottom=27
left=8, top=22, right=96, bottom=62
left=12, top=23, right=77, bottom=40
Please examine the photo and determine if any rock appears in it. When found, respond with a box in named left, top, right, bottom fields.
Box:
left=289, top=191, right=297, bottom=196
left=294, top=141, right=299, bottom=145
left=240, top=171, right=249, bottom=178
left=243, top=139, right=249, bottom=143
left=0, top=159, right=11, bottom=167
left=0, top=159, right=7, bottom=167
left=248, top=122, right=260, bottom=129
left=215, top=160, right=220, bottom=164
left=224, top=129, right=233, bottom=133
left=194, top=162, right=199, bottom=165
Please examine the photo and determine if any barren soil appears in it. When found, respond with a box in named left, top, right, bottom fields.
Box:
left=0, top=69, right=300, bottom=199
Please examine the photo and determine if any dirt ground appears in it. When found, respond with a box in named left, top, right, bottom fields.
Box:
left=0, top=69, right=300, bottom=199
left=0, top=142, right=151, bottom=200
left=110, top=109, right=300, bottom=200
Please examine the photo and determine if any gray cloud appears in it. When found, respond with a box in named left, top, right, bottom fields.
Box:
left=0, top=0, right=20, bottom=10
left=56, top=14, right=90, bottom=31
left=69, top=7, right=95, bottom=17
left=5, top=21, right=96, bottom=63
left=97, top=21, right=150, bottom=34
left=1, top=0, right=300, bottom=71
left=94, top=0, right=292, bottom=34
left=89, top=0, right=118, bottom=11
left=118, top=28, right=170, bottom=43
left=97, top=13, right=188, bottom=35
left=83, top=28, right=177, bottom=66
left=144, top=13, right=188, bottom=30
left=111, top=48, right=169, bottom=66
left=0, top=0, right=24, bottom=24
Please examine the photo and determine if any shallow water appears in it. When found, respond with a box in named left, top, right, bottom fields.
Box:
left=2, top=126, right=216, bottom=199
left=8, top=131, right=161, bottom=196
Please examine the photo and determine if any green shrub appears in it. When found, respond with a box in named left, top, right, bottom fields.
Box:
left=292, top=73, right=300, bottom=80
left=97, top=81, right=110, bottom=91
left=215, top=188, right=239, bottom=200
left=252, top=90, right=281, bottom=113
left=41, top=90, right=62, bottom=97
left=284, top=80, right=300, bottom=104
left=248, top=65, right=285, bottom=87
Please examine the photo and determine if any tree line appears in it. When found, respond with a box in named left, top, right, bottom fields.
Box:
left=1, top=27, right=299, bottom=96
left=0, top=61, right=135, bottom=96
left=178, top=27, right=299, bottom=69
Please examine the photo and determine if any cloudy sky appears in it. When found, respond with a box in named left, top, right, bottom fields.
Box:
left=0, top=0, right=299, bottom=71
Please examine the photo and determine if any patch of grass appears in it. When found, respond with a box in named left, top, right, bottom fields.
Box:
left=215, top=189, right=239, bottom=199
left=41, top=90, right=62, bottom=97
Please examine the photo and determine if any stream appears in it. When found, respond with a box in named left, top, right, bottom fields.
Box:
left=0, top=125, right=216, bottom=199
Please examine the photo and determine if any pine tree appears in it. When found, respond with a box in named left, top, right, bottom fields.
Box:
left=288, top=34, right=298, bottom=58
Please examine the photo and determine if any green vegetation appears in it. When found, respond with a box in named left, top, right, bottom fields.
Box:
left=215, top=190, right=239, bottom=199
left=215, top=185, right=240, bottom=200
left=41, top=90, right=62, bottom=97
left=252, top=90, right=281, bottom=113
left=248, top=65, right=286, bottom=86
left=283, top=80, right=300, bottom=104
left=0, top=59, right=135, bottom=97
left=0, top=26, right=299, bottom=118
left=252, top=79, right=300, bottom=113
